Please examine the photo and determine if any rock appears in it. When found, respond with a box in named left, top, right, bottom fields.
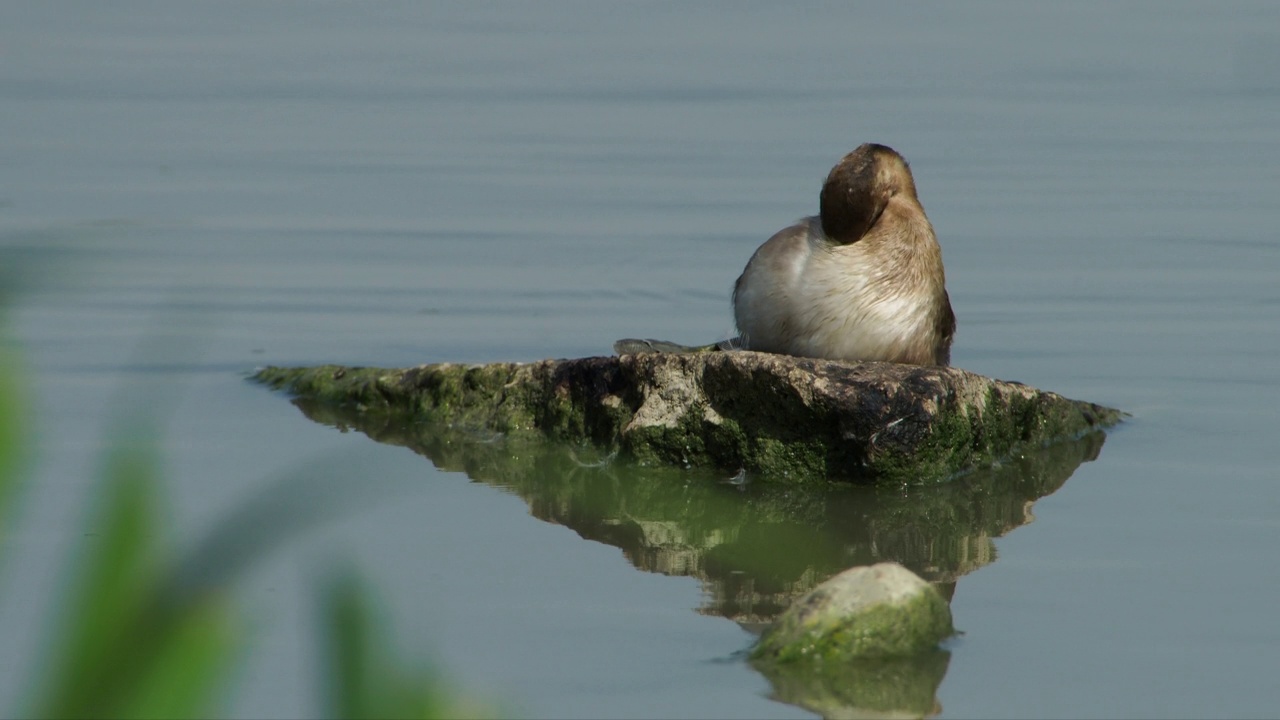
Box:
left=252, top=350, right=1123, bottom=485
left=751, top=562, right=954, bottom=663
left=280, top=393, right=1111, bottom=626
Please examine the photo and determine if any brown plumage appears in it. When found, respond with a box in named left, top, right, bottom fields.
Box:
left=733, top=143, right=955, bottom=365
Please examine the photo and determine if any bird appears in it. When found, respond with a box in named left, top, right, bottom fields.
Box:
left=615, top=143, right=954, bottom=366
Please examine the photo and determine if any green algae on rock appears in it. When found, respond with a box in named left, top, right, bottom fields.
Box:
left=281, top=391, right=1110, bottom=625
left=749, top=563, right=954, bottom=717
left=252, top=351, right=1122, bottom=485
left=751, top=563, right=954, bottom=663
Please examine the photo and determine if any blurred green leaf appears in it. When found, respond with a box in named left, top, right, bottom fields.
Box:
left=0, top=326, right=27, bottom=542
left=35, top=441, right=163, bottom=716
left=32, top=438, right=238, bottom=719
left=1, top=248, right=497, bottom=718
left=321, top=573, right=492, bottom=720
left=117, top=597, right=238, bottom=719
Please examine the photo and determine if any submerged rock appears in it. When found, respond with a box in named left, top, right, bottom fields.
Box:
left=752, top=562, right=953, bottom=663
left=253, top=351, right=1122, bottom=485
left=750, top=563, right=955, bottom=716
left=283, top=391, right=1110, bottom=625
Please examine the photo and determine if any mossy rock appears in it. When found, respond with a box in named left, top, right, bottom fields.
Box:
left=751, top=562, right=954, bottom=663
left=253, top=351, right=1123, bottom=485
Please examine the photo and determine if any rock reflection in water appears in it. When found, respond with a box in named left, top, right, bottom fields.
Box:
left=290, top=397, right=1107, bottom=718
left=290, top=396, right=1106, bottom=625
left=757, top=650, right=951, bottom=719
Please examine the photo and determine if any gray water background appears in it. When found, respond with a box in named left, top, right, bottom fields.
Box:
left=2, top=3, right=1279, bottom=717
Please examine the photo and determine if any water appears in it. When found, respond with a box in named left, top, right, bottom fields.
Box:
left=2, top=2, right=1278, bottom=717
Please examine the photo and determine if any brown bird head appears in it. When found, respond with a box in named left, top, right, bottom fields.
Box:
left=818, top=143, right=919, bottom=244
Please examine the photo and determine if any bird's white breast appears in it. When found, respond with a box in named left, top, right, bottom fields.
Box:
left=734, top=217, right=938, bottom=363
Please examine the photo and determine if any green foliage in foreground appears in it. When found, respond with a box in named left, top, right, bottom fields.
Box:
left=0, top=322, right=491, bottom=718
left=32, top=439, right=238, bottom=718
left=0, top=327, right=25, bottom=546
left=322, top=574, right=489, bottom=720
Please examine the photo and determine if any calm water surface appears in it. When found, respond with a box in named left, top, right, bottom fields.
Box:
left=2, top=3, right=1279, bottom=718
